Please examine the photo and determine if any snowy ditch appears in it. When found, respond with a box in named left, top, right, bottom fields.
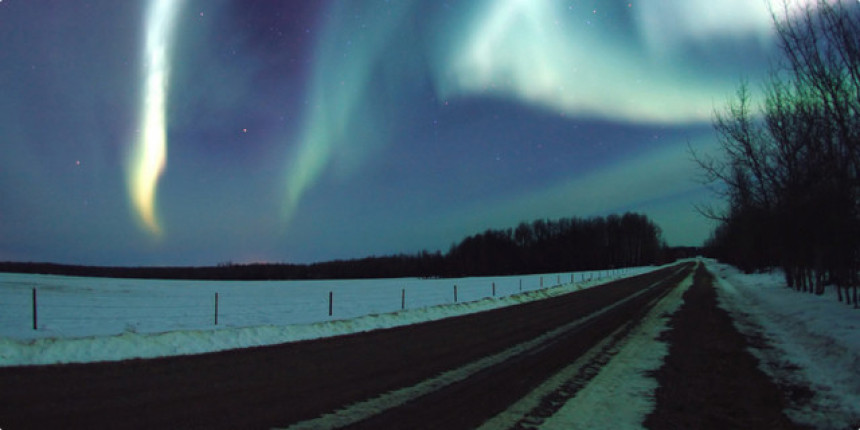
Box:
left=0, top=267, right=654, bottom=366
left=707, top=260, right=860, bottom=429
left=5, top=260, right=856, bottom=427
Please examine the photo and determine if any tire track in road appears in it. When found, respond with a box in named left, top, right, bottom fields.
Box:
left=281, top=265, right=690, bottom=430
left=0, top=264, right=692, bottom=430
left=314, top=264, right=693, bottom=430
left=644, top=264, right=803, bottom=429
left=483, top=266, right=695, bottom=429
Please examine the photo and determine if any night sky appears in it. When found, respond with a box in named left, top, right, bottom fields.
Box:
left=1, top=1, right=792, bottom=266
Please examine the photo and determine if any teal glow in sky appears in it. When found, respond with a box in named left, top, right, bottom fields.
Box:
left=441, top=0, right=731, bottom=122
left=129, top=0, right=183, bottom=235
left=0, top=1, right=801, bottom=265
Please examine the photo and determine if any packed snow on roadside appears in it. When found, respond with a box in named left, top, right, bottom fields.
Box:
left=706, top=260, right=860, bottom=429
left=478, top=265, right=695, bottom=430
left=0, top=267, right=654, bottom=366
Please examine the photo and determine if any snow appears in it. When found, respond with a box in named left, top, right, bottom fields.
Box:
left=706, top=260, right=860, bottom=429
left=6, top=260, right=855, bottom=428
left=478, top=266, right=694, bottom=430
left=0, top=267, right=652, bottom=366
left=283, top=265, right=690, bottom=430
left=536, top=271, right=693, bottom=429
left=483, top=260, right=860, bottom=429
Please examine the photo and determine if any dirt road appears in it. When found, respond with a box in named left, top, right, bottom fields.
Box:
left=645, top=264, right=803, bottom=429
left=0, top=264, right=692, bottom=429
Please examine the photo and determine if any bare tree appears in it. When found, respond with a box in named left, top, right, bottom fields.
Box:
left=698, top=0, right=859, bottom=306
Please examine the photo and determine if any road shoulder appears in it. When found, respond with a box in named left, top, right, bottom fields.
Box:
left=645, top=264, right=803, bottom=429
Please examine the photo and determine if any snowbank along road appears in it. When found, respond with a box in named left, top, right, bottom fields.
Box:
left=0, top=263, right=693, bottom=429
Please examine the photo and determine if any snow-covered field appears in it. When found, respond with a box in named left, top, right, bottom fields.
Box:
left=6, top=260, right=853, bottom=427
left=0, top=267, right=650, bottom=366
left=707, top=260, right=860, bottom=429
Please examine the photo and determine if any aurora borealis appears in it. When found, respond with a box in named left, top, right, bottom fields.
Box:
left=0, top=1, right=802, bottom=265
left=130, top=0, right=183, bottom=235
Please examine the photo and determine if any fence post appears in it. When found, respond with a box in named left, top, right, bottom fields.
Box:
left=540, top=276, right=543, bottom=288
left=32, top=288, right=38, bottom=330
left=401, top=288, right=405, bottom=310
left=492, top=282, right=496, bottom=297
left=329, top=291, right=333, bottom=316
left=214, top=292, right=219, bottom=325
left=519, top=279, right=522, bottom=292
left=454, top=285, right=458, bottom=303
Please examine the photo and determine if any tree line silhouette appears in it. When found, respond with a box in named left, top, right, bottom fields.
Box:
left=0, top=212, right=676, bottom=281
left=699, top=0, right=859, bottom=306
left=446, top=213, right=669, bottom=276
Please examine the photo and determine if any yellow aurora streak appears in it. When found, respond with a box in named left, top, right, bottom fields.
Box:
left=129, top=0, right=182, bottom=235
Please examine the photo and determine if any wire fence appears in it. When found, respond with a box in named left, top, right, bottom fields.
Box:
left=0, top=268, right=638, bottom=340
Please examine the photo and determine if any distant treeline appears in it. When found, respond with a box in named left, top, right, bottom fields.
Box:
left=445, top=212, right=674, bottom=276
left=1, top=212, right=692, bottom=281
